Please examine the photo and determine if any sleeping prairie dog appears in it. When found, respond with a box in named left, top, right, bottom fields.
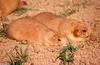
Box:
left=7, top=17, right=67, bottom=46
left=33, top=12, right=91, bottom=42
left=0, top=0, right=20, bottom=17
left=44, top=18, right=91, bottom=42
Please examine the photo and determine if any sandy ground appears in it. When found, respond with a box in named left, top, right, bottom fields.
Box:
left=0, top=0, right=100, bottom=65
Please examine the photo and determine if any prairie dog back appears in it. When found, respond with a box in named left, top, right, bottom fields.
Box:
left=33, top=12, right=60, bottom=23
left=33, top=12, right=63, bottom=32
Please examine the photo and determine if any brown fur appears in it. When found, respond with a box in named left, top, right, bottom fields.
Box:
left=0, top=0, right=20, bottom=17
left=33, top=12, right=91, bottom=42
left=33, top=12, right=63, bottom=32
left=58, top=19, right=91, bottom=42
left=7, top=17, right=67, bottom=46
left=7, top=12, right=91, bottom=46
left=33, top=12, right=60, bottom=23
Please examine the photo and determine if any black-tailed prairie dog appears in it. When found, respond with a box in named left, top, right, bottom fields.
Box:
left=7, top=12, right=91, bottom=46
left=33, top=12, right=91, bottom=42
left=0, top=0, right=21, bottom=17
left=7, top=17, right=67, bottom=46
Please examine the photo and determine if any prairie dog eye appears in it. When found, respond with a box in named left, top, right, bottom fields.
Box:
left=57, top=38, right=61, bottom=41
left=82, top=30, right=86, bottom=32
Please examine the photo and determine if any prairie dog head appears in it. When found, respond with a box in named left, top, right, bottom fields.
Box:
left=59, top=19, right=91, bottom=42
left=73, top=26, right=89, bottom=38
left=45, top=33, right=67, bottom=46
left=67, top=21, right=91, bottom=42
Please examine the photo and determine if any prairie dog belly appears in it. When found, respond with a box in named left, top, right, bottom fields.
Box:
left=7, top=17, right=67, bottom=46
left=0, top=0, right=20, bottom=17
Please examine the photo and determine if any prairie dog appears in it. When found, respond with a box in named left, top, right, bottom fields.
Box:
left=58, top=19, right=91, bottom=42
left=44, top=18, right=91, bottom=42
left=33, top=12, right=91, bottom=42
left=0, top=0, right=20, bottom=17
left=7, top=17, right=67, bottom=46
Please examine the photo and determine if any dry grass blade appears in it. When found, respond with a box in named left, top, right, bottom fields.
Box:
left=57, top=42, right=84, bottom=65
left=1, top=16, right=9, bottom=22
left=7, top=45, right=29, bottom=65
left=59, top=4, right=80, bottom=17
left=59, top=0, right=88, bottom=17
left=58, top=43, right=76, bottom=65
left=12, top=7, right=32, bottom=16
left=0, top=23, right=8, bottom=37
